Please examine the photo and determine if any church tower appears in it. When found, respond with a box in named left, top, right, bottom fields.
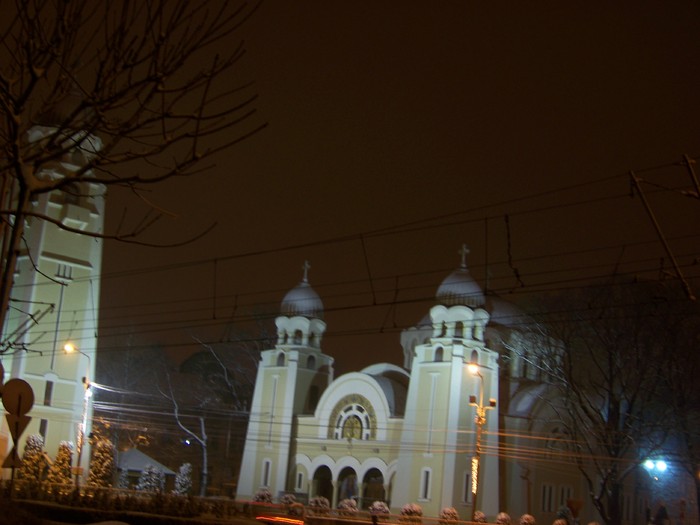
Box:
left=394, top=246, right=500, bottom=519
left=237, top=262, right=334, bottom=500
left=1, top=121, right=104, bottom=479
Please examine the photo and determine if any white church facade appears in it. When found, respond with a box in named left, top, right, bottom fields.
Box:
left=237, top=251, right=569, bottom=520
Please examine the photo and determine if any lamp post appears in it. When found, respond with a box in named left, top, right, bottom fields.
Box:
left=64, top=343, right=92, bottom=487
left=467, top=361, right=496, bottom=521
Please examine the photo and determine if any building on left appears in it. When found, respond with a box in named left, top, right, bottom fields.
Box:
left=0, top=117, right=104, bottom=481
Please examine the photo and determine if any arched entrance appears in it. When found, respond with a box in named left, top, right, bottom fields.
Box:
left=312, top=466, right=333, bottom=502
left=360, top=468, right=385, bottom=509
left=337, top=466, right=358, bottom=503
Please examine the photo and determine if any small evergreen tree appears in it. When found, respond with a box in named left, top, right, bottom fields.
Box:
left=17, top=434, right=48, bottom=482
left=173, top=462, right=192, bottom=495
left=46, top=441, right=73, bottom=486
left=87, top=436, right=115, bottom=487
left=136, top=464, right=165, bottom=492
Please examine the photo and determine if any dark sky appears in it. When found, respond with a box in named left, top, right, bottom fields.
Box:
left=98, top=2, right=700, bottom=374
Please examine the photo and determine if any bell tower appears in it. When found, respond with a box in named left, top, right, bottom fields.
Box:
left=1, top=122, right=104, bottom=479
left=394, top=246, right=500, bottom=519
left=237, top=262, right=334, bottom=500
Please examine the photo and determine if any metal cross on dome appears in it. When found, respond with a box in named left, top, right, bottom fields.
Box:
left=302, top=260, right=311, bottom=283
left=459, top=244, right=470, bottom=268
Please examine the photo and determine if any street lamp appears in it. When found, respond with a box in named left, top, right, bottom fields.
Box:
left=64, top=343, right=92, bottom=487
left=467, top=359, right=496, bottom=521
left=643, top=458, right=667, bottom=481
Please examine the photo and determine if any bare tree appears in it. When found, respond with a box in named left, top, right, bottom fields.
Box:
left=517, top=280, right=678, bottom=525
left=157, top=368, right=218, bottom=497
left=662, top=298, right=700, bottom=521
left=0, top=0, right=265, bottom=352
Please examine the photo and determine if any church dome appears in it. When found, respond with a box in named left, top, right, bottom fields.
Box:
left=281, top=262, right=324, bottom=319
left=486, top=295, right=528, bottom=329
left=436, top=245, right=485, bottom=307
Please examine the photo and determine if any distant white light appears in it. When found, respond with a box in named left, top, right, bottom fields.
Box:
left=656, top=460, right=667, bottom=471
left=644, top=460, right=655, bottom=470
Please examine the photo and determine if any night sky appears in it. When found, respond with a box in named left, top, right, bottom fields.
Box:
left=97, top=2, right=700, bottom=375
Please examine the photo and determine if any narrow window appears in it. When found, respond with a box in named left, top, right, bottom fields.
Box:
left=434, top=347, right=443, bottom=362
left=39, top=419, right=48, bottom=439
left=262, top=459, right=272, bottom=487
left=541, top=484, right=555, bottom=512
left=276, top=352, right=285, bottom=367
left=419, top=468, right=431, bottom=500
left=307, top=355, right=316, bottom=369
left=462, top=471, right=472, bottom=503
left=44, top=381, right=54, bottom=406
left=308, top=385, right=320, bottom=411
left=296, top=472, right=304, bottom=491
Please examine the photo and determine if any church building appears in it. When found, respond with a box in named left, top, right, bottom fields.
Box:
left=238, top=249, right=513, bottom=519
left=235, top=247, right=680, bottom=524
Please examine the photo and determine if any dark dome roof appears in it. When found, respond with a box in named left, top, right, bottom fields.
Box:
left=281, top=263, right=324, bottom=319
left=486, top=295, right=528, bottom=328
left=436, top=244, right=485, bottom=307
left=436, top=266, right=485, bottom=307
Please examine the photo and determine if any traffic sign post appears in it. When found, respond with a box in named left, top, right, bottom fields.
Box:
left=1, top=378, right=35, bottom=497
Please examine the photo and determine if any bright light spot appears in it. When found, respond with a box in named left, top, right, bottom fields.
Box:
left=64, top=342, right=76, bottom=353
left=468, top=363, right=479, bottom=375
left=644, top=460, right=655, bottom=470
left=656, top=460, right=667, bottom=471
left=184, top=439, right=191, bottom=445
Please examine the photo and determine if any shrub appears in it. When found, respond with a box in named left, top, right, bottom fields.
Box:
left=401, top=503, right=423, bottom=517
left=18, top=434, right=48, bottom=483
left=519, top=514, right=536, bottom=525
left=369, top=501, right=390, bottom=515
left=173, top=463, right=193, bottom=495
left=46, top=441, right=73, bottom=486
left=309, top=496, right=330, bottom=514
left=338, top=498, right=358, bottom=514
left=496, top=512, right=512, bottom=525
left=253, top=488, right=273, bottom=503
left=439, top=507, right=459, bottom=523
left=136, top=464, right=165, bottom=492
left=87, top=436, right=115, bottom=487
left=281, top=493, right=297, bottom=506
left=473, top=511, right=487, bottom=523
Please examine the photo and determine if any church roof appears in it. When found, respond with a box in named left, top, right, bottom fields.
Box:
left=281, top=261, right=324, bottom=319
left=486, top=294, right=529, bottom=329
left=117, top=448, right=176, bottom=475
left=436, top=245, right=485, bottom=307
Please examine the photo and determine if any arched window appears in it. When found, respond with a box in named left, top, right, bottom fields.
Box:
left=470, top=349, right=479, bottom=365
left=307, top=355, right=316, bottom=369
left=293, top=329, right=303, bottom=345
left=276, top=352, right=285, bottom=367
left=434, top=347, right=444, bottom=362
left=333, top=403, right=371, bottom=440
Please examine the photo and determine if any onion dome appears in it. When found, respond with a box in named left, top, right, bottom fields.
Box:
left=486, top=295, right=528, bottom=329
left=436, top=244, right=485, bottom=307
left=281, top=261, right=324, bottom=319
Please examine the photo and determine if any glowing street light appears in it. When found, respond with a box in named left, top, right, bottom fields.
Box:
left=64, top=342, right=92, bottom=486
left=643, top=458, right=668, bottom=481
left=468, top=358, right=496, bottom=521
